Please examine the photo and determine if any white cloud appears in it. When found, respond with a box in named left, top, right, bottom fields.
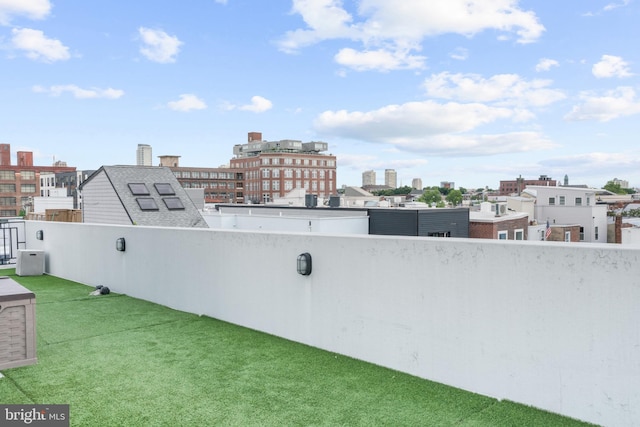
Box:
left=565, top=87, right=640, bottom=122
left=167, top=94, right=207, bottom=112
left=449, top=47, right=468, bottom=61
left=214, top=0, right=228, bottom=4
left=535, top=58, right=559, bottom=72
left=11, top=28, right=70, bottom=62
left=315, top=100, right=515, bottom=141
left=0, top=0, right=51, bottom=25
left=423, top=72, right=566, bottom=108
left=603, top=0, right=631, bottom=12
left=278, top=0, right=544, bottom=71
left=138, top=27, right=183, bottom=63
left=227, top=95, right=273, bottom=113
left=32, top=84, right=124, bottom=99
left=334, top=47, right=425, bottom=72
left=395, top=132, right=556, bottom=156
left=592, top=55, right=633, bottom=78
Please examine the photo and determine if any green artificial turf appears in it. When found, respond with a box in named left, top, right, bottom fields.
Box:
left=0, top=270, right=594, bottom=426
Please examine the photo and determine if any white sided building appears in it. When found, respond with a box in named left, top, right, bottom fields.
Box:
left=525, top=185, right=608, bottom=243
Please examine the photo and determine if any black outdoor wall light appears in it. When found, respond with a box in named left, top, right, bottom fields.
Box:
left=115, top=237, right=126, bottom=252
left=297, top=252, right=312, bottom=276
left=36, top=230, right=44, bottom=240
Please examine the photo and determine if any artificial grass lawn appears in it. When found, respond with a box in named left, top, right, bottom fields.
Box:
left=0, top=270, right=594, bottom=426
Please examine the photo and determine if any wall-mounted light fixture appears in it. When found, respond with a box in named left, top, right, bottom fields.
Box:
left=115, top=237, right=126, bottom=252
left=297, top=252, right=312, bottom=276
left=36, top=230, right=44, bottom=240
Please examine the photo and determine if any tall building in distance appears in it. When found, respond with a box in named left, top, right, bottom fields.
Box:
left=362, top=170, right=376, bottom=187
left=612, top=178, right=629, bottom=188
left=230, top=132, right=337, bottom=204
left=412, top=178, right=423, bottom=190
left=385, top=169, right=397, bottom=189
left=136, top=144, right=152, bottom=166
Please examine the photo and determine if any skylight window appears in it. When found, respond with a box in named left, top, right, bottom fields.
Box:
left=163, top=197, right=185, bottom=210
left=128, top=183, right=150, bottom=195
left=154, top=183, right=175, bottom=195
left=136, top=198, right=159, bottom=211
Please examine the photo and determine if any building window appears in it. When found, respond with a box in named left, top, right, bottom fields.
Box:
left=312, top=170, right=317, bottom=179
left=319, top=170, right=325, bottom=179
left=174, top=171, right=182, bottom=178
left=514, top=229, right=524, bottom=240
left=262, top=180, right=269, bottom=190
left=320, top=181, right=325, bottom=191
left=579, top=227, right=584, bottom=241
left=498, top=230, right=508, bottom=240
left=272, top=180, right=280, bottom=191
left=284, top=169, right=293, bottom=178
left=0, top=197, right=16, bottom=206
left=163, top=197, right=185, bottom=210
left=595, top=226, right=599, bottom=240
left=304, top=170, right=310, bottom=179
left=262, top=169, right=270, bottom=178
left=262, top=158, right=269, bottom=165
left=295, top=170, right=301, bottom=178
left=559, top=196, right=565, bottom=206
left=575, top=197, right=582, bottom=206
left=272, top=169, right=280, bottom=178
left=564, top=231, right=571, bottom=242
left=312, top=181, right=317, bottom=191
left=549, top=197, right=555, bottom=205
left=586, top=197, right=590, bottom=206
left=21, top=171, right=35, bottom=180
left=20, top=184, right=36, bottom=193
left=0, top=171, right=15, bottom=180
left=136, top=198, right=159, bottom=211
left=284, top=180, right=293, bottom=190
left=0, top=209, right=16, bottom=217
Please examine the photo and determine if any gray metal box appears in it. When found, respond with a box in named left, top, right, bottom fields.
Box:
left=16, top=250, right=45, bottom=276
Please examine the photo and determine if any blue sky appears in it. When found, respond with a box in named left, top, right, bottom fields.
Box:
left=1, top=0, right=639, bottom=190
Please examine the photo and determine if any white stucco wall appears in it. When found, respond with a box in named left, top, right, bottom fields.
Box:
left=202, top=212, right=369, bottom=234
left=25, top=221, right=640, bottom=427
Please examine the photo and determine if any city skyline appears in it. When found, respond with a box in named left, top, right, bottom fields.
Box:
left=1, top=1, right=639, bottom=190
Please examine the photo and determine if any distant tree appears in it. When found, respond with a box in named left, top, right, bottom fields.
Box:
left=418, top=189, right=442, bottom=205
left=435, top=200, right=446, bottom=208
left=458, top=187, right=467, bottom=195
left=392, top=185, right=413, bottom=195
left=603, top=181, right=626, bottom=195
left=446, top=189, right=463, bottom=207
left=626, top=209, right=640, bottom=217
left=438, top=187, right=451, bottom=196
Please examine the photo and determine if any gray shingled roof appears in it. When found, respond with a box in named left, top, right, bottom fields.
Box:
left=84, top=165, right=208, bottom=228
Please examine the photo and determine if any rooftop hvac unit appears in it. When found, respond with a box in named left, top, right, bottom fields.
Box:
left=495, top=203, right=507, bottom=216
left=16, top=250, right=45, bottom=276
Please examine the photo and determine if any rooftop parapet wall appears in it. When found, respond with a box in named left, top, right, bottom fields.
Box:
left=25, top=221, right=640, bottom=427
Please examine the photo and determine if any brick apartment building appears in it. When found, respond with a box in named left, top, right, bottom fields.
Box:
left=230, top=132, right=337, bottom=204
left=0, top=144, right=76, bottom=216
left=499, top=175, right=556, bottom=196
left=158, top=155, right=244, bottom=204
